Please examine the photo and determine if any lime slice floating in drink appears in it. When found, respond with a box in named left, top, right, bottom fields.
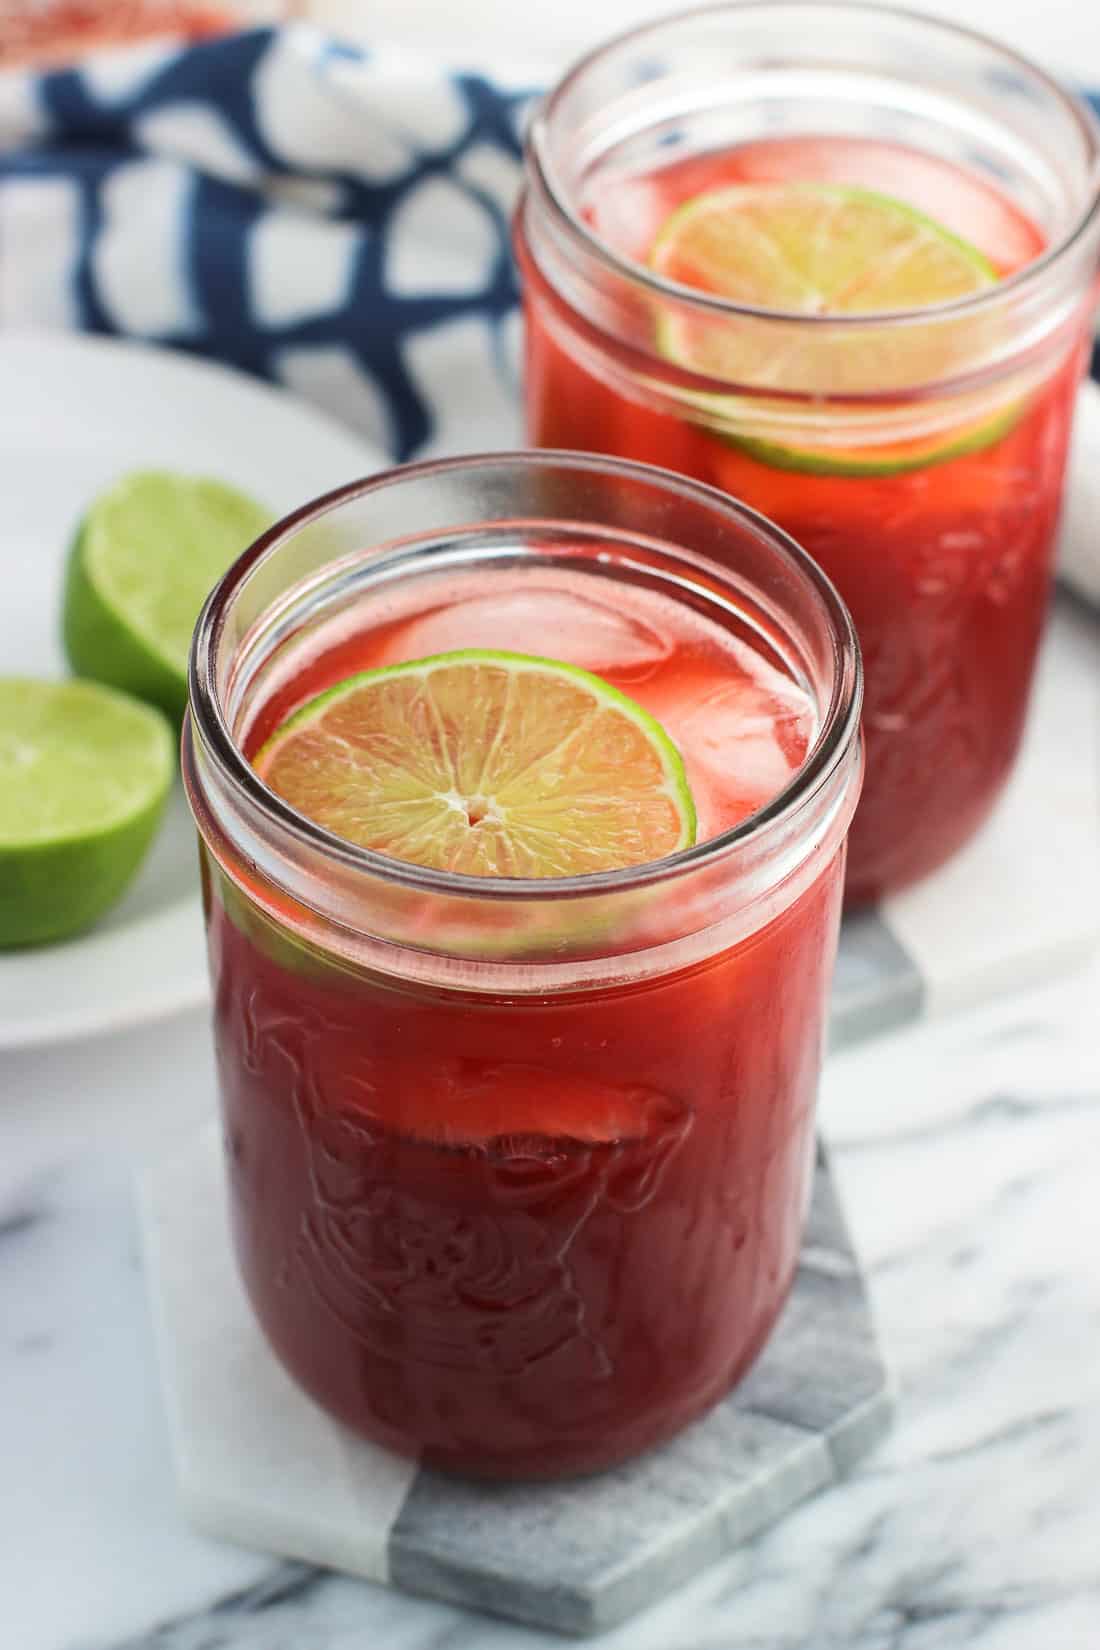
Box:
left=256, top=649, right=697, bottom=877
left=0, top=678, right=173, bottom=948
left=725, top=401, right=1021, bottom=478
left=648, top=182, right=1012, bottom=475
left=64, top=471, right=271, bottom=723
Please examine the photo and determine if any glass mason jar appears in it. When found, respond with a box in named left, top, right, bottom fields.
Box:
left=183, top=452, right=862, bottom=1480
left=516, top=2, right=1100, bottom=904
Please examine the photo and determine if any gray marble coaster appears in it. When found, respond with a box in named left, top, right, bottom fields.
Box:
left=830, top=910, right=925, bottom=1047
left=141, top=1130, right=892, bottom=1639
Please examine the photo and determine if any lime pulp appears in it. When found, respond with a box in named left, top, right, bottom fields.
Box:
left=0, top=677, right=173, bottom=947
left=255, top=649, right=697, bottom=878
left=63, top=470, right=271, bottom=724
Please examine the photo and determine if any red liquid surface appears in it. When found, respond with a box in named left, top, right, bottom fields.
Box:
left=206, top=568, right=845, bottom=1478
left=520, top=136, right=1085, bottom=901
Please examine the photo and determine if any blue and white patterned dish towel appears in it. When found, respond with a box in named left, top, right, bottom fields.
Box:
left=0, top=24, right=1098, bottom=605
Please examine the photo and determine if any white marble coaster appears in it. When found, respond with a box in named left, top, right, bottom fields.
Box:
left=139, top=1127, right=892, bottom=1637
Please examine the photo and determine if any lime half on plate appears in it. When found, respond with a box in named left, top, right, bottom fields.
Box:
left=649, top=182, right=1013, bottom=475
left=64, top=470, right=271, bottom=723
left=256, top=649, right=697, bottom=877
left=0, top=678, right=173, bottom=948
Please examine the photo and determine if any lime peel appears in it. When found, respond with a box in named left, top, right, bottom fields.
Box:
left=732, top=400, right=1024, bottom=478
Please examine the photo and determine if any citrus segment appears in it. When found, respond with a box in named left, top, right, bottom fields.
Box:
left=255, top=649, right=696, bottom=878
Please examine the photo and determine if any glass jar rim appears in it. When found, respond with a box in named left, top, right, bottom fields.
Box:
left=527, top=0, right=1100, bottom=332
left=188, top=450, right=862, bottom=905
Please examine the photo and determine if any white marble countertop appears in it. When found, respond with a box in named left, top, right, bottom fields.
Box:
left=3, top=5, right=1099, bottom=1648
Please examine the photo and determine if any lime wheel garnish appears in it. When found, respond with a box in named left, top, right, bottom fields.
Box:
left=256, top=649, right=697, bottom=878
left=649, top=182, right=1012, bottom=473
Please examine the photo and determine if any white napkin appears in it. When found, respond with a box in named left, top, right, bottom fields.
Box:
left=1061, top=380, right=1100, bottom=608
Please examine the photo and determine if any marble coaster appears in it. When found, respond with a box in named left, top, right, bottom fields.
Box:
left=828, top=592, right=1099, bottom=1048
left=139, top=1127, right=892, bottom=1638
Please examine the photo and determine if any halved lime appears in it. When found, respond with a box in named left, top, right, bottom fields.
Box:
left=0, top=678, right=173, bottom=948
left=63, top=471, right=271, bottom=724
left=649, top=182, right=1011, bottom=474
left=256, top=650, right=696, bottom=877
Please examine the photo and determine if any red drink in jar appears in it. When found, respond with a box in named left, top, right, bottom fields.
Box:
left=0, top=2, right=238, bottom=66
left=517, top=5, right=1100, bottom=902
left=184, top=454, right=862, bottom=1478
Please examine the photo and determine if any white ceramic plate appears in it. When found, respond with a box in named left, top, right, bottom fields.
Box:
left=0, top=332, right=386, bottom=1050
